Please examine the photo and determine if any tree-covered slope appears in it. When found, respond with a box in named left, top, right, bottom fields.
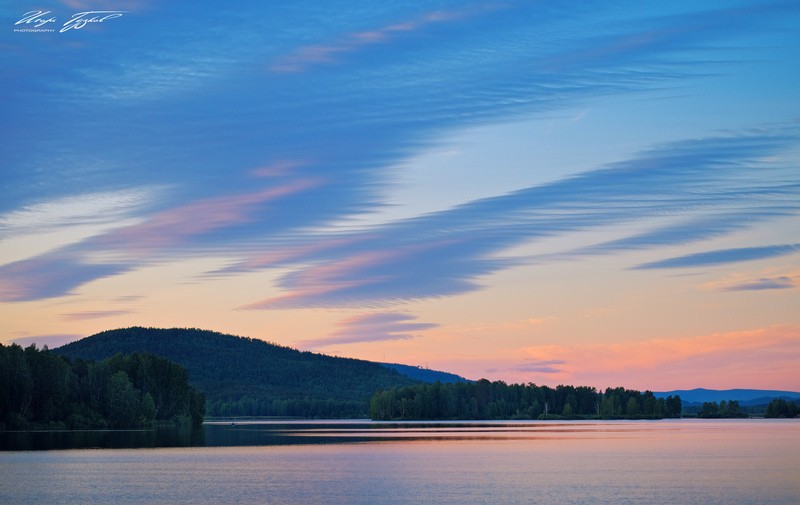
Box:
left=55, top=327, right=419, bottom=417
left=0, top=343, right=203, bottom=430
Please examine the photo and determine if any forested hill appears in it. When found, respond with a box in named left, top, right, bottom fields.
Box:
left=55, top=327, right=419, bottom=417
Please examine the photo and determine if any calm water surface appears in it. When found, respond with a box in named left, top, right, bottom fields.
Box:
left=1, top=419, right=798, bottom=504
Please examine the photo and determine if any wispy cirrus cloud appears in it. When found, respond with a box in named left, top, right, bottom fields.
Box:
left=8, top=1, right=783, bottom=209
left=634, top=243, right=800, bottom=270
left=297, top=312, right=438, bottom=350
left=509, top=359, right=568, bottom=375
left=704, top=271, right=800, bottom=292
left=0, top=188, right=156, bottom=266
left=0, top=188, right=153, bottom=238
left=0, top=179, right=320, bottom=301
left=97, top=179, right=321, bottom=253
left=270, top=3, right=505, bottom=72
left=722, top=276, right=796, bottom=291
left=241, top=125, right=800, bottom=309
left=3, top=124, right=797, bottom=306
left=60, top=310, right=134, bottom=321
left=0, top=251, right=130, bottom=302
left=2, top=2, right=798, bottom=310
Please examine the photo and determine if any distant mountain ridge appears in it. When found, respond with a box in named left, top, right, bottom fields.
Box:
left=380, top=363, right=470, bottom=384
left=654, top=388, right=800, bottom=406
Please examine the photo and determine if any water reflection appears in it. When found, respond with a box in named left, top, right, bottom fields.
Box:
left=2, top=420, right=798, bottom=504
left=0, top=425, right=204, bottom=451
left=2, top=420, right=663, bottom=451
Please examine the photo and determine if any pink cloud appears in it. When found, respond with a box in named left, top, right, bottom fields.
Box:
left=270, top=3, right=505, bottom=72
left=58, top=0, right=150, bottom=10
left=240, top=237, right=468, bottom=309
left=297, top=312, right=437, bottom=349
left=99, top=179, right=319, bottom=252
left=0, top=179, right=321, bottom=301
left=60, top=310, right=133, bottom=321
left=242, top=247, right=409, bottom=309
left=221, top=235, right=365, bottom=274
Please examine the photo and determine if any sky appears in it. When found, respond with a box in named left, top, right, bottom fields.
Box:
left=2, top=0, right=799, bottom=391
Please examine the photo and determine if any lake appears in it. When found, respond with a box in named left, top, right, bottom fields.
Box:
left=1, top=419, right=798, bottom=504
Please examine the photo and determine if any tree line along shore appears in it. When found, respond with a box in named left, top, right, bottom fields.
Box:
left=1, top=344, right=204, bottom=430
left=2, top=342, right=797, bottom=430
left=369, top=380, right=682, bottom=420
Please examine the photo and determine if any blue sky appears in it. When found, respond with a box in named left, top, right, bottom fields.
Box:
left=2, top=0, right=799, bottom=389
